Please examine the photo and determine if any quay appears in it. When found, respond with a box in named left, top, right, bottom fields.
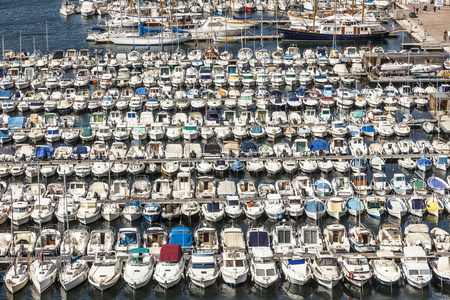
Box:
left=0, top=251, right=448, bottom=268
left=6, top=151, right=445, bottom=165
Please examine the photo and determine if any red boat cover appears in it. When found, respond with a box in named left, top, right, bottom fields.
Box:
left=159, top=244, right=183, bottom=262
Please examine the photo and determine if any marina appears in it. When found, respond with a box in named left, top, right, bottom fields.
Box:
left=2, top=0, right=450, bottom=299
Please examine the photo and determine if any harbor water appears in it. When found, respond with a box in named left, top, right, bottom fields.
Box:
left=1, top=0, right=450, bottom=300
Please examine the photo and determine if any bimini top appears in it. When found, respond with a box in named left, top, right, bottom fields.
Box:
left=159, top=244, right=183, bottom=262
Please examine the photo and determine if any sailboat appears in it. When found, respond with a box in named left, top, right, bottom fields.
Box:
left=279, top=0, right=389, bottom=41
left=59, top=174, right=89, bottom=291
left=3, top=188, right=29, bottom=294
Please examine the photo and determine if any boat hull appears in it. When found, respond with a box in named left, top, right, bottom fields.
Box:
left=279, top=28, right=389, bottom=41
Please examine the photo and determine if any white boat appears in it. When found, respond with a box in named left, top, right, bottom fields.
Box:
left=377, top=223, right=403, bottom=252
left=88, top=251, right=122, bottom=291
left=243, top=201, right=264, bottom=220
left=263, top=194, right=285, bottom=219
left=311, top=251, right=342, bottom=289
left=324, top=224, right=350, bottom=253
left=430, top=228, right=450, bottom=252
left=86, top=227, right=116, bottom=256
left=3, top=260, right=29, bottom=293
left=59, top=258, right=89, bottom=291
left=115, top=227, right=141, bottom=254
left=76, top=199, right=101, bottom=225
left=370, top=254, right=402, bottom=286
left=220, top=250, right=249, bottom=285
left=30, top=197, right=55, bottom=224
left=8, top=201, right=31, bottom=226
left=404, top=224, right=432, bottom=253
left=30, top=259, right=58, bottom=295
left=154, top=244, right=185, bottom=289
left=123, top=248, right=154, bottom=289
left=224, top=195, right=243, bottom=218
left=386, top=197, right=407, bottom=219
left=401, top=246, right=432, bottom=288
left=281, top=258, right=312, bottom=286
left=250, top=247, right=279, bottom=288
left=339, top=255, right=372, bottom=287
left=187, top=252, right=220, bottom=288
left=271, top=221, right=298, bottom=254
left=201, top=202, right=225, bottom=222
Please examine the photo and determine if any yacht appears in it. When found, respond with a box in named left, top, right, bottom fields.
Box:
left=154, top=244, right=185, bottom=289
left=123, top=248, right=154, bottom=289
left=401, top=246, right=432, bottom=289
left=311, top=251, right=343, bottom=289
left=187, top=252, right=220, bottom=288
left=88, top=251, right=122, bottom=291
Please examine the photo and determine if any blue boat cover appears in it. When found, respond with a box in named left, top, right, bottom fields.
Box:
left=411, top=199, right=423, bottom=210
left=35, top=145, right=54, bottom=159
left=289, top=259, right=305, bottom=265
left=121, top=232, right=137, bottom=245
left=73, top=145, right=88, bottom=154
left=417, top=158, right=432, bottom=166
left=206, top=110, right=219, bottom=122
left=316, top=182, right=330, bottom=190
left=295, top=88, right=305, bottom=97
left=361, top=126, right=375, bottom=133
left=192, top=263, right=215, bottom=269
left=270, top=89, right=283, bottom=96
left=427, top=177, right=447, bottom=189
left=8, top=117, right=26, bottom=128
left=169, top=227, right=193, bottom=248
left=0, top=91, right=12, bottom=99
left=138, top=24, right=161, bottom=37
left=248, top=231, right=269, bottom=247
left=135, top=87, right=147, bottom=95
left=305, top=200, right=324, bottom=212
left=231, top=160, right=244, bottom=171
left=251, top=126, right=263, bottom=133
left=347, top=198, right=363, bottom=210
left=0, top=130, right=10, bottom=138
left=311, top=139, right=329, bottom=152
left=207, top=202, right=221, bottom=212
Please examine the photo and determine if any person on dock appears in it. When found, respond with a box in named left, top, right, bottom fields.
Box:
left=438, top=7, right=441, bottom=13
left=444, top=30, right=448, bottom=41
left=434, top=6, right=436, bottom=12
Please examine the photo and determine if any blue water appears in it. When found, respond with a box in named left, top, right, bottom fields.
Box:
left=1, top=0, right=449, bottom=299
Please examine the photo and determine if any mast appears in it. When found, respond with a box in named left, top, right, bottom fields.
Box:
left=38, top=162, right=42, bottom=266
left=19, top=32, right=22, bottom=74
left=10, top=180, right=15, bottom=274
left=62, top=172, right=67, bottom=271
left=361, top=0, right=365, bottom=23
left=312, top=0, right=317, bottom=33
left=2, top=36, right=5, bottom=78
left=46, top=21, right=49, bottom=54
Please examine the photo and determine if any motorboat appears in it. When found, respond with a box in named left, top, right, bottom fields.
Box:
left=325, top=197, right=347, bottom=220
left=250, top=247, right=279, bottom=288
left=263, top=194, right=285, bottom=219
left=386, top=197, right=408, bottom=219
left=59, top=257, right=89, bottom=292
left=194, top=222, right=219, bottom=253
left=339, top=255, right=372, bottom=287
left=188, top=252, right=220, bottom=289
left=298, top=224, right=323, bottom=253
left=323, top=224, right=350, bottom=253
left=224, top=195, right=243, bottom=218
left=311, top=251, right=342, bottom=289
left=201, top=201, right=225, bottom=222
left=426, top=194, right=444, bottom=217
left=364, top=195, right=386, bottom=220
left=429, top=256, right=450, bottom=286
left=304, top=197, right=325, bottom=220
left=154, top=244, right=185, bottom=289
left=123, top=248, right=154, bottom=289
left=370, top=255, right=402, bottom=287
left=243, top=201, right=264, bottom=220
left=220, top=250, right=249, bottom=285
left=404, top=224, right=432, bottom=253
left=348, top=224, right=377, bottom=253
left=86, top=227, right=115, bottom=256
left=430, top=228, right=450, bottom=252
left=400, top=246, right=432, bottom=289
left=76, top=199, right=101, bottom=225
left=88, top=251, right=122, bottom=291
left=271, top=221, right=298, bottom=254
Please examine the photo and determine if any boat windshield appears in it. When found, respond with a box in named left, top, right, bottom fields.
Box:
left=347, top=258, right=368, bottom=265
left=409, top=269, right=430, bottom=275
left=93, top=261, right=116, bottom=267
left=319, top=258, right=337, bottom=266
left=256, top=268, right=276, bottom=276
left=226, top=259, right=244, bottom=268
left=128, top=255, right=148, bottom=266
left=254, top=256, right=275, bottom=264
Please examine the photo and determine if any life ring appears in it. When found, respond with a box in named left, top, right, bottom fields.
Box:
left=197, top=21, right=202, bottom=24
left=374, top=197, right=380, bottom=200
left=153, top=146, right=158, bottom=151
left=2, top=124, right=6, bottom=128
left=248, top=202, right=254, bottom=207
left=349, top=272, right=354, bottom=279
